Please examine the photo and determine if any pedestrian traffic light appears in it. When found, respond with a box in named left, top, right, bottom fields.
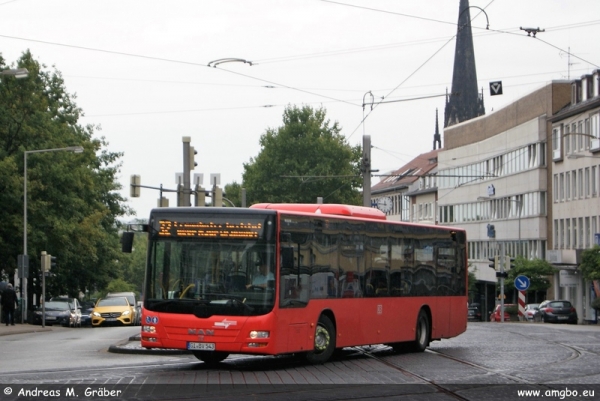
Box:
left=505, top=257, right=515, bottom=271
left=189, top=146, right=198, bottom=171
left=50, top=256, right=57, bottom=270
left=488, top=256, right=498, bottom=270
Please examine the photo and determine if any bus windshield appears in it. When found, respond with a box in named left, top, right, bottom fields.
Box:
left=144, top=212, right=277, bottom=317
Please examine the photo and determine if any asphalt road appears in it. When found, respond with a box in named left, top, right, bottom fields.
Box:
left=0, top=322, right=599, bottom=400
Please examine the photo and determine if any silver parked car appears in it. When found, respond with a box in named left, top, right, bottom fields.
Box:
left=524, top=303, right=540, bottom=321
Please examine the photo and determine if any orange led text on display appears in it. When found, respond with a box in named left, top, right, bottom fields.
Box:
left=158, top=220, right=261, bottom=239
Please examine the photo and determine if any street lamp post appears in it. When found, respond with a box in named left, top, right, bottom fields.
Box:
left=23, top=146, right=83, bottom=323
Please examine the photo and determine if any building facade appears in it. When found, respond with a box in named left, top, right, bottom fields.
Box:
left=436, top=81, right=571, bottom=319
left=548, top=69, right=600, bottom=322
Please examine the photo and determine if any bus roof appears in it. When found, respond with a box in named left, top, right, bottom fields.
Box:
left=250, top=203, right=387, bottom=220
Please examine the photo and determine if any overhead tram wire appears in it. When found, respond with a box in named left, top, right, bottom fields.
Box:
left=0, top=34, right=359, bottom=109
left=346, top=4, right=496, bottom=141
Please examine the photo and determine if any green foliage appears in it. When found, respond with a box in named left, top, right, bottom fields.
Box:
left=242, top=105, right=362, bottom=205
left=580, top=246, right=600, bottom=281
left=0, top=51, right=131, bottom=302
left=103, top=278, right=136, bottom=296
left=504, top=305, right=518, bottom=316
left=468, top=270, right=477, bottom=294
left=224, top=182, right=242, bottom=207
left=505, top=256, right=555, bottom=292
left=117, top=229, right=148, bottom=295
left=591, top=297, right=600, bottom=311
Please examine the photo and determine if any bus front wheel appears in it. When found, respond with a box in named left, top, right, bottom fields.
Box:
left=410, top=310, right=430, bottom=352
left=306, top=315, right=336, bottom=364
left=193, top=351, right=229, bottom=365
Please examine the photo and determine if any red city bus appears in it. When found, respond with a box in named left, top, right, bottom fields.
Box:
left=126, top=203, right=468, bottom=365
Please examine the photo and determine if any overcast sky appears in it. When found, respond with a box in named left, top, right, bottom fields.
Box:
left=2, top=0, right=599, bottom=218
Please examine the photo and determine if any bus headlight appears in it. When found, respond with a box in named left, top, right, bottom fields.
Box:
left=142, top=326, right=156, bottom=334
left=249, top=330, right=269, bottom=339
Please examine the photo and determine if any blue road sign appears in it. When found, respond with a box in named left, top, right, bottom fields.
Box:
left=514, top=275, right=530, bottom=291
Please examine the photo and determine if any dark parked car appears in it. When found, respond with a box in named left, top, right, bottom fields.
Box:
left=467, top=303, right=482, bottom=321
left=32, top=301, right=81, bottom=327
left=538, top=300, right=578, bottom=324
left=80, top=300, right=95, bottom=326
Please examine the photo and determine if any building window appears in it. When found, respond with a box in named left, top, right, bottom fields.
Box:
left=585, top=168, right=590, bottom=197
left=578, top=169, right=583, bottom=199
left=552, top=127, right=562, bottom=160
left=592, top=166, right=597, bottom=197
left=585, top=217, right=590, bottom=248
left=559, top=219, right=564, bottom=249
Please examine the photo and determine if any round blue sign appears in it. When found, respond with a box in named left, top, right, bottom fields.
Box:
left=514, top=275, right=530, bottom=291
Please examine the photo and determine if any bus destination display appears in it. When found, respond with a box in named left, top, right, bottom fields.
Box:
left=158, top=220, right=262, bottom=239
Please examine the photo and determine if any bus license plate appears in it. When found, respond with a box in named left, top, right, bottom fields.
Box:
left=187, top=342, right=215, bottom=351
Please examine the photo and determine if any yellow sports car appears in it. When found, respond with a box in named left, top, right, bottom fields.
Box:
left=91, top=297, right=134, bottom=326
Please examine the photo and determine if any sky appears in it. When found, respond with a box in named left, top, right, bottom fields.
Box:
left=1, top=0, right=599, bottom=219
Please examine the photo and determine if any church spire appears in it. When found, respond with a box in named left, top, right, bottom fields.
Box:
left=444, top=0, right=485, bottom=128
left=433, top=108, right=441, bottom=150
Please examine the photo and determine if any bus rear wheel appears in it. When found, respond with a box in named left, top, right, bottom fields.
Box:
left=193, top=351, right=229, bottom=365
left=306, top=315, right=336, bottom=364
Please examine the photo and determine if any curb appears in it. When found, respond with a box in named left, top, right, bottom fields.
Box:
left=108, top=335, right=192, bottom=355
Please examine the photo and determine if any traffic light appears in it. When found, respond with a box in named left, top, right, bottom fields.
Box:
left=189, top=146, right=198, bottom=171
left=505, top=257, right=515, bottom=271
left=496, top=271, right=508, bottom=278
left=194, top=186, right=205, bottom=207
left=488, top=256, right=498, bottom=270
left=50, top=256, right=57, bottom=270
left=41, top=254, right=47, bottom=272
left=130, top=175, right=141, bottom=198
left=214, top=186, right=223, bottom=207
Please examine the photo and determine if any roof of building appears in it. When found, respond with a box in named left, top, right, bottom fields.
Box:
left=371, top=149, right=438, bottom=195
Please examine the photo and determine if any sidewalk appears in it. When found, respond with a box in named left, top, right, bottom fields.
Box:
left=0, top=323, right=183, bottom=355
left=0, top=322, right=52, bottom=336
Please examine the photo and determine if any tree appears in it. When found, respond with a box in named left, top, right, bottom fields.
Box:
left=242, top=105, right=362, bottom=205
left=224, top=181, right=242, bottom=207
left=118, top=227, right=148, bottom=295
left=0, top=51, right=131, bottom=306
left=505, top=256, right=555, bottom=302
left=580, top=245, right=600, bottom=282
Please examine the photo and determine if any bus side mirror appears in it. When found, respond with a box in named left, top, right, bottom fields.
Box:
left=121, top=232, right=134, bottom=253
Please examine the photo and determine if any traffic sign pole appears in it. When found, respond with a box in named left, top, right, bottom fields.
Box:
left=514, top=275, right=530, bottom=321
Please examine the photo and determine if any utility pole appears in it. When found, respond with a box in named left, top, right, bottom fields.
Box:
left=362, top=135, right=371, bottom=207
left=181, top=137, right=197, bottom=207
left=500, top=242, right=506, bottom=322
